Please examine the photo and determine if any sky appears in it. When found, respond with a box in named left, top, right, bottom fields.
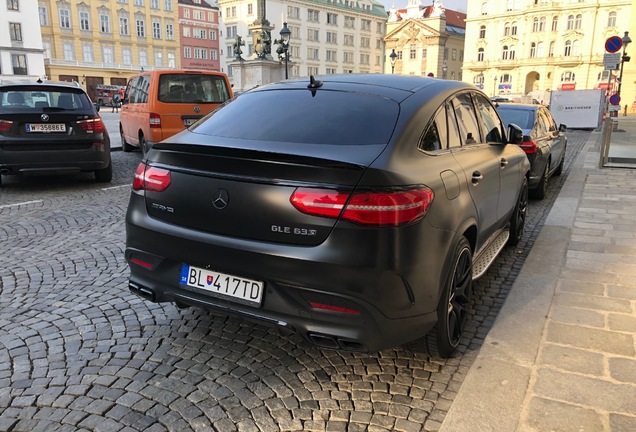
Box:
left=379, top=0, right=468, bottom=13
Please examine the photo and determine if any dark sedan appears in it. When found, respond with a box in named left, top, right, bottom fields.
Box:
left=495, top=103, right=567, bottom=199
left=0, top=79, right=112, bottom=186
left=125, top=74, right=530, bottom=358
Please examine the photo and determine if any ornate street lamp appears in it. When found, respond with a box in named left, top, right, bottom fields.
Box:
left=390, top=49, right=397, bottom=74
left=617, top=31, right=631, bottom=97
left=277, top=22, right=291, bottom=79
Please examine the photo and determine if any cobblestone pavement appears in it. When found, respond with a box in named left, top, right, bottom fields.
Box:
left=0, top=132, right=590, bottom=432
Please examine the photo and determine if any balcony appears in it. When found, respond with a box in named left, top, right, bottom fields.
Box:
left=44, top=58, right=157, bottom=71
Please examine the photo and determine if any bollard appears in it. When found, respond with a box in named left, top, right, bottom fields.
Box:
left=625, top=105, right=629, bottom=117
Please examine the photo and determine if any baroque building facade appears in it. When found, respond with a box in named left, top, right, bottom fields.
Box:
left=384, top=0, right=466, bottom=78
left=462, top=0, right=633, bottom=105
left=39, top=0, right=181, bottom=101
left=179, top=0, right=221, bottom=71
left=217, top=0, right=389, bottom=84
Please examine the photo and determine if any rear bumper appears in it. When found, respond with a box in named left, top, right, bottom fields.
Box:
left=0, top=141, right=110, bottom=175
left=125, top=193, right=453, bottom=352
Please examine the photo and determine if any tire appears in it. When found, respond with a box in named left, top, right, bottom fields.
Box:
left=508, top=177, right=528, bottom=246
left=95, top=158, right=112, bottom=183
left=423, top=236, right=473, bottom=359
left=554, top=146, right=566, bottom=176
left=139, top=134, right=148, bottom=156
left=531, top=161, right=548, bottom=200
left=120, top=126, right=134, bottom=153
left=98, top=99, right=104, bottom=106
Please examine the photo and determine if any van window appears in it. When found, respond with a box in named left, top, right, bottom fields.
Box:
left=158, top=74, right=231, bottom=104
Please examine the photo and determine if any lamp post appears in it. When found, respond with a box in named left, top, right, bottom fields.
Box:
left=493, top=75, right=498, bottom=96
left=279, top=22, right=291, bottom=79
left=390, top=49, right=397, bottom=74
left=617, top=31, right=631, bottom=98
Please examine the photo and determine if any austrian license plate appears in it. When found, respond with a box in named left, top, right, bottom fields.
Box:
left=26, top=123, right=66, bottom=133
left=183, top=118, right=198, bottom=126
left=180, top=264, right=264, bottom=305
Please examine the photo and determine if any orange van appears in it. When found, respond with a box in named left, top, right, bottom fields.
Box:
left=119, top=69, right=233, bottom=154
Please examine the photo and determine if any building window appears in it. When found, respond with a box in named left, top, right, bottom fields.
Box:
left=422, top=48, right=427, bottom=58
left=225, top=26, right=236, bottom=38
left=502, top=45, right=509, bottom=59
left=572, top=40, right=580, bottom=55
left=567, top=15, right=574, bottom=30
left=139, top=49, right=148, bottom=65
left=153, top=21, right=161, bottom=38
left=452, top=49, right=457, bottom=61
left=537, top=42, right=544, bottom=57
left=103, top=46, right=113, bottom=63
left=100, top=14, right=111, bottom=33
left=136, top=19, right=145, bottom=37
left=552, top=16, right=558, bottom=31
left=287, top=6, right=300, bottom=19
left=39, top=6, right=49, bottom=26
left=82, top=43, right=93, bottom=61
left=210, top=49, right=217, bottom=60
left=134, top=0, right=143, bottom=6
left=361, top=37, right=370, bottom=48
left=307, top=28, right=319, bottom=41
left=185, top=46, right=192, bottom=58
left=607, top=12, right=617, bottom=27
left=343, top=51, right=354, bottom=63
left=532, top=18, right=539, bottom=32
left=9, top=22, right=22, bottom=41
left=344, top=16, right=355, bottom=29
left=151, top=0, right=158, bottom=8
left=481, top=2, right=488, bottom=15
left=410, top=44, right=417, bottom=59
left=477, top=48, right=484, bottom=61
left=326, top=49, right=337, bottom=61
left=308, top=66, right=319, bottom=76
left=209, top=30, right=217, bottom=40
left=575, top=14, right=582, bottom=29
left=530, top=42, right=536, bottom=57
left=504, top=22, right=510, bottom=36
left=549, top=41, right=555, bottom=57
left=247, top=4, right=253, bottom=15
left=123, top=47, right=132, bottom=64
left=479, top=25, right=486, bottom=38
left=308, top=9, right=319, bottom=22
left=509, top=46, right=516, bottom=59
left=63, top=41, right=74, bottom=60
left=307, top=47, right=319, bottom=60
left=80, top=11, right=90, bottom=31
left=539, top=17, right=546, bottom=31
left=361, top=19, right=371, bottom=31
left=326, top=31, right=337, bottom=44
left=164, top=0, right=172, bottom=11
left=327, top=13, right=337, bottom=25
left=166, top=23, right=174, bottom=40
left=564, top=40, right=572, bottom=56
left=12, top=54, right=27, bottom=75
left=42, top=40, right=52, bottom=58
left=511, top=22, right=517, bottom=35
left=168, top=52, right=175, bottom=67
left=561, top=71, right=575, bottom=82
left=344, top=34, right=354, bottom=46
left=120, top=17, right=129, bottom=35
left=59, top=9, right=70, bottom=28
left=7, top=0, right=19, bottom=10
left=183, top=26, right=190, bottom=37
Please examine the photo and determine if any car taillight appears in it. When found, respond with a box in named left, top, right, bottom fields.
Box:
left=76, top=116, right=105, bottom=133
left=519, top=140, right=538, bottom=154
left=0, top=119, right=12, bottom=132
left=149, top=113, right=161, bottom=128
left=132, top=163, right=171, bottom=192
left=290, top=187, right=434, bottom=226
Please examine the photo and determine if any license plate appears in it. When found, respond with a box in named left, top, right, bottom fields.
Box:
left=180, top=264, right=264, bottom=305
left=184, top=118, right=198, bottom=126
left=26, top=123, right=66, bottom=133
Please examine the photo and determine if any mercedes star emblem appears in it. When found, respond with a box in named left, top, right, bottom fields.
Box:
left=212, top=189, right=229, bottom=209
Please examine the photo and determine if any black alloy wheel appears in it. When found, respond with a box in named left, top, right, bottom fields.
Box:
left=508, top=177, right=528, bottom=246
left=425, top=236, right=473, bottom=358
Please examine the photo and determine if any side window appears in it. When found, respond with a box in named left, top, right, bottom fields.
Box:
left=474, top=93, right=505, bottom=143
left=419, top=106, right=448, bottom=151
left=451, top=93, right=482, bottom=145
left=446, top=102, right=462, bottom=148
left=535, top=110, right=550, bottom=137
left=124, top=79, right=133, bottom=103
left=541, top=109, right=557, bottom=132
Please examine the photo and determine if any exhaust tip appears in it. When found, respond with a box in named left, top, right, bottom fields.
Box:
left=308, top=333, right=340, bottom=350
left=128, top=282, right=156, bottom=302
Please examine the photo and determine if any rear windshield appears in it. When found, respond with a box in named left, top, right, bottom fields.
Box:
left=190, top=89, right=399, bottom=145
left=0, top=86, right=91, bottom=112
left=158, top=74, right=231, bottom=104
left=496, top=107, right=535, bottom=129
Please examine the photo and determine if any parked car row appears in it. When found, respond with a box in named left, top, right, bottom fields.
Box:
left=1, top=73, right=569, bottom=359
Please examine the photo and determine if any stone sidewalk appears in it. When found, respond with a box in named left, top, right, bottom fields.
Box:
left=440, top=119, right=636, bottom=431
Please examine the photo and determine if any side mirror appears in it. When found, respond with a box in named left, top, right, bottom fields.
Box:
left=508, top=123, right=523, bottom=145
left=93, top=103, right=100, bottom=112
left=559, top=124, right=567, bottom=132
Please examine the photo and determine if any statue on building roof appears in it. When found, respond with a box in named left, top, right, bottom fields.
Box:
left=431, top=0, right=445, bottom=17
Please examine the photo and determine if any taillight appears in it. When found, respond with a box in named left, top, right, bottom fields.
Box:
left=290, top=187, right=434, bottom=226
left=149, top=113, right=161, bottom=128
left=519, top=141, right=538, bottom=154
left=0, top=119, right=13, bottom=132
left=132, top=162, right=171, bottom=192
left=76, top=116, right=105, bottom=133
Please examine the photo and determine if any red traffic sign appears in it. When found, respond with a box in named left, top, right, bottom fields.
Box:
left=609, top=94, right=621, bottom=105
left=605, top=36, right=623, bottom=53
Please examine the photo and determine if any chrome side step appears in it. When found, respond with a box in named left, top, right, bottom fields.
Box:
left=472, top=229, right=509, bottom=280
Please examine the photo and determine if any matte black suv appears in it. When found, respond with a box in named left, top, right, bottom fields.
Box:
left=0, top=79, right=111, bottom=186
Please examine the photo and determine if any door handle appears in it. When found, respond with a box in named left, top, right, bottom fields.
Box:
left=472, top=172, right=483, bottom=184
left=500, top=158, right=509, bottom=167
